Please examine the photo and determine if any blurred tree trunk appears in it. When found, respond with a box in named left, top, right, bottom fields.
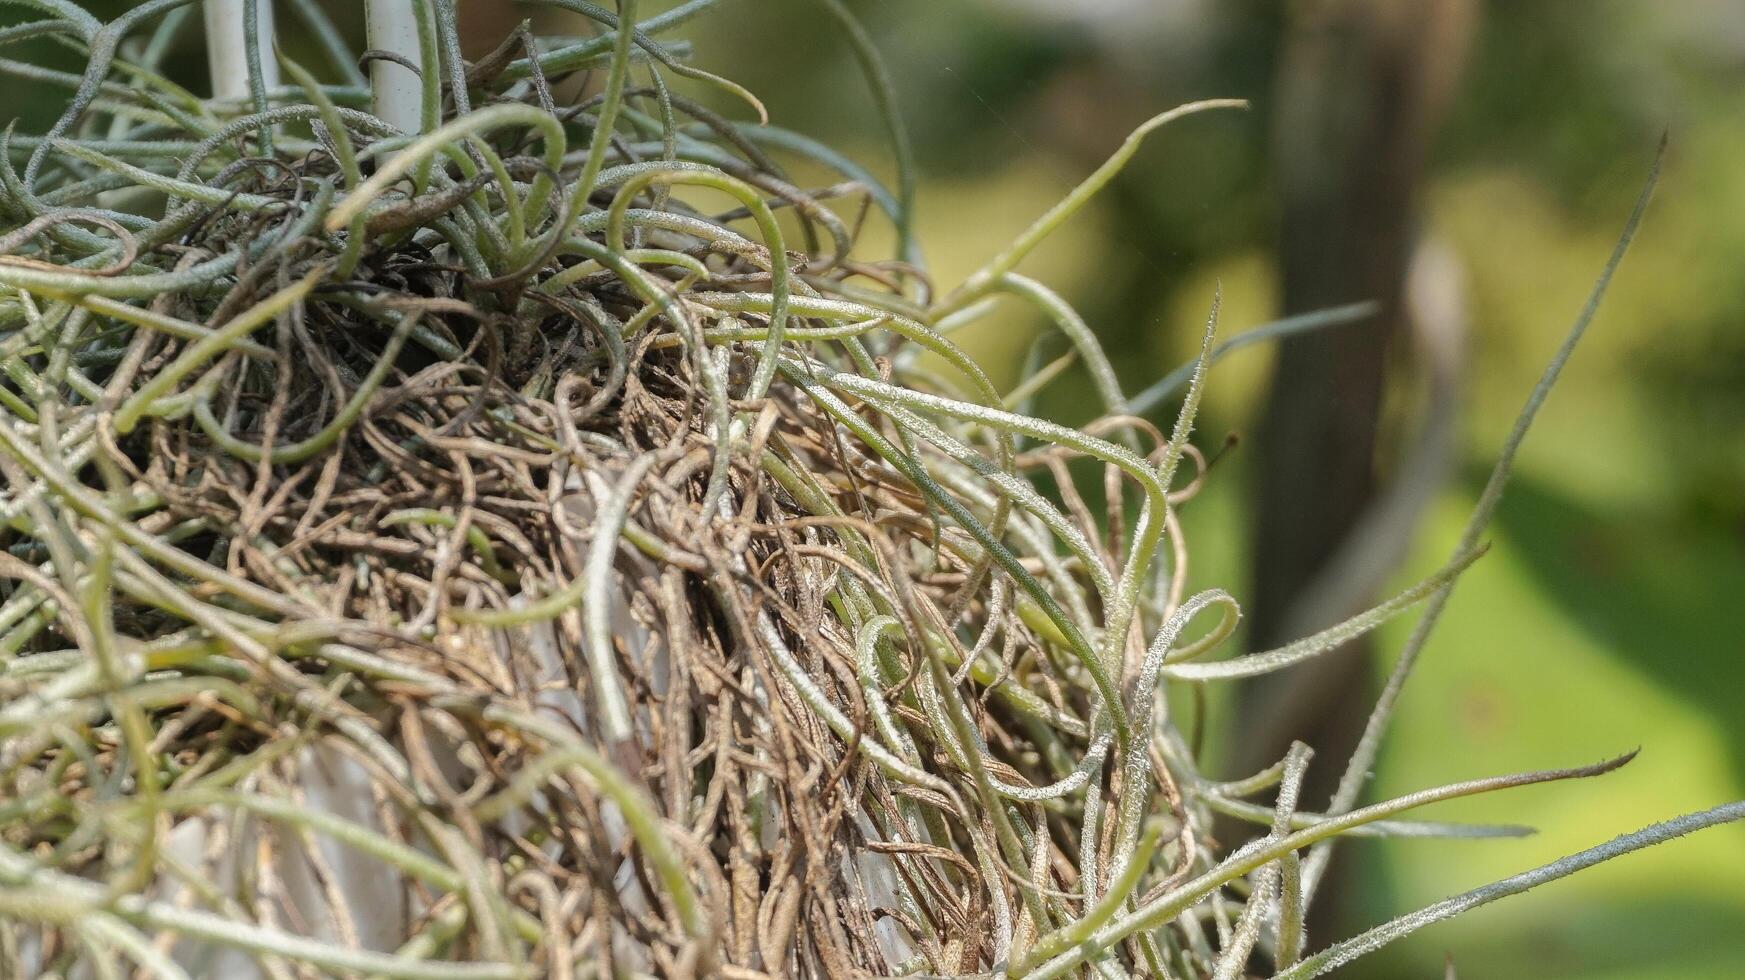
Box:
left=457, top=3, right=597, bottom=62
left=1240, top=0, right=1476, bottom=829
left=458, top=3, right=524, bottom=59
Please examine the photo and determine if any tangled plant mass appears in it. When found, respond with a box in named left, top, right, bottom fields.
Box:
left=0, top=1, right=1740, bottom=978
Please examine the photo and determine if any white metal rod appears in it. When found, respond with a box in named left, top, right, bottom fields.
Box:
left=203, top=0, right=279, bottom=102
left=366, top=0, right=426, bottom=134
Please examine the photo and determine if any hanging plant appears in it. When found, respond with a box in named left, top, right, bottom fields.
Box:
left=0, top=2, right=1736, bottom=978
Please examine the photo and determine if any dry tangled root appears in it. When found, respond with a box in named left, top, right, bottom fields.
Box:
left=0, top=3, right=1737, bottom=979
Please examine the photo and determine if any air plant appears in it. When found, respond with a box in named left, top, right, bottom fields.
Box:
left=0, top=1, right=1736, bottom=978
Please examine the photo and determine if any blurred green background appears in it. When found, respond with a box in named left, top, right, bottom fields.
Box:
left=6, top=0, right=1743, bottom=975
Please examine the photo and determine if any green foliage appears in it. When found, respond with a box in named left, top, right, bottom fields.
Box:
left=0, top=2, right=1735, bottom=978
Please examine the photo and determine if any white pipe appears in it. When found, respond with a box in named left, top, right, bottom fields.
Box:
left=203, top=0, right=279, bottom=102
left=366, top=0, right=426, bottom=134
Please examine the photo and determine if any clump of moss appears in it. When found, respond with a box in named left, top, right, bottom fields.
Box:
left=0, top=2, right=1737, bottom=978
